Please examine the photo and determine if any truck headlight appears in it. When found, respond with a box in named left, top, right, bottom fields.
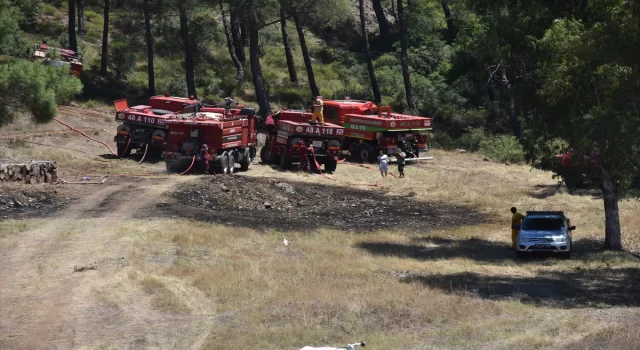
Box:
left=553, top=237, right=567, bottom=243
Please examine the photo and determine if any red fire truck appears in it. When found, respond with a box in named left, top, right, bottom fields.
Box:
left=280, top=98, right=433, bottom=163
left=261, top=109, right=345, bottom=172
left=162, top=109, right=258, bottom=174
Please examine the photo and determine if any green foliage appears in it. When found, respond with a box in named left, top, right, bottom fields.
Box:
left=12, top=0, right=42, bottom=27
left=108, top=40, right=136, bottom=82
left=479, top=135, right=525, bottom=164
left=0, top=59, right=82, bottom=126
left=525, top=1, right=640, bottom=190
left=458, top=128, right=486, bottom=152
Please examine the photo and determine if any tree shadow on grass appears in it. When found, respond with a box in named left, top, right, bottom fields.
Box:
left=401, top=266, right=640, bottom=308
left=356, top=237, right=625, bottom=264
left=529, top=184, right=603, bottom=199
left=357, top=236, right=640, bottom=308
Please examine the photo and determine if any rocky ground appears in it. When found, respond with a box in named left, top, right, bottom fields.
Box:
left=0, top=185, right=69, bottom=220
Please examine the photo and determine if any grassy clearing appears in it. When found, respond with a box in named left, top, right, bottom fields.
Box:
left=115, top=215, right=638, bottom=349
left=105, top=150, right=638, bottom=348
left=2, top=115, right=639, bottom=348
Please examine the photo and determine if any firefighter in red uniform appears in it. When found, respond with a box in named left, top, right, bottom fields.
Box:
left=297, top=140, right=310, bottom=173
left=200, top=144, right=211, bottom=174
left=265, top=114, right=276, bottom=135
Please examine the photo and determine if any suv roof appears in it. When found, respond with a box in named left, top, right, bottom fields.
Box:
left=526, top=211, right=564, bottom=215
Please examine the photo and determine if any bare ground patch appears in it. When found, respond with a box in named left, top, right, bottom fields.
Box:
left=153, top=175, right=489, bottom=232
left=0, top=184, right=69, bottom=220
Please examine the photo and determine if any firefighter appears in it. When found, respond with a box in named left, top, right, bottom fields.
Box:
left=311, top=96, right=324, bottom=125
left=265, top=114, right=276, bottom=135
left=511, top=207, right=525, bottom=249
left=200, top=144, right=211, bottom=174
left=395, top=149, right=406, bottom=178
left=298, top=140, right=310, bottom=173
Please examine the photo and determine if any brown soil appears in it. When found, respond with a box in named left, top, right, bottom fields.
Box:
left=160, top=175, right=488, bottom=232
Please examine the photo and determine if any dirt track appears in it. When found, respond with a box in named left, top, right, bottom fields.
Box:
left=0, top=177, right=201, bottom=349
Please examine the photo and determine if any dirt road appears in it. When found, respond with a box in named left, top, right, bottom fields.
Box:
left=0, top=176, right=210, bottom=349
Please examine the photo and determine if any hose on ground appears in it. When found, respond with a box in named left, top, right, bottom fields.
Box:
left=137, top=144, right=149, bottom=164
left=178, top=155, right=196, bottom=175
left=54, top=118, right=117, bottom=156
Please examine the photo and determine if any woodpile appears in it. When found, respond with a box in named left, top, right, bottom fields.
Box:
left=0, top=160, right=57, bottom=184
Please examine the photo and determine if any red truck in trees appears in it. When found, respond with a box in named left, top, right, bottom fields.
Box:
left=261, top=109, right=345, bottom=173
left=162, top=108, right=258, bottom=174
left=32, top=42, right=83, bottom=77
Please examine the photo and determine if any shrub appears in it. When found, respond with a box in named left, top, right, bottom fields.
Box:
left=479, top=135, right=525, bottom=163
left=0, top=59, right=82, bottom=126
left=429, top=131, right=456, bottom=150
left=457, top=128, right=486, bottom=152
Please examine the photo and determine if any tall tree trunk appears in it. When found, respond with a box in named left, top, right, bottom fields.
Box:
left=601, top=167, right=623, bottom=250
left=280, top=5, right=297, bottom=84
left=220, top=0, right=244, bottom=82
left=179, top=3, right=196, bottom=98
left=230, top=9, right=245, bottom=62
left=293, top=13, right=319, bottom=98
left=501, top=68, right=521, bottom=138
left=77, top=0, right=85, bottom=39
left=390, top=0, right=399, bottom=23
left=441, top=0, right=456, bottom=43
left=143, top=0, right=156, bottom=96
left=100, top=0, right=109, bottom=76
left=397, top=0, right=415, bottom=112
left=359, top=0, right=381, bottom=103
left=371, top=0, right=390, bottom=43
left=68, top=0, right=78, bottom=52
left=248, top=21, right=271, bottom=117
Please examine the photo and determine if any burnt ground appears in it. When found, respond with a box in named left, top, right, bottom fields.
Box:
left=0, top=185, right=70, bottom=220
left=157, top=175, right=488, bottom=232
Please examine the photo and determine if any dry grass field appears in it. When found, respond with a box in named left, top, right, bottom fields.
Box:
left=1, top=109, right=639, bottom=349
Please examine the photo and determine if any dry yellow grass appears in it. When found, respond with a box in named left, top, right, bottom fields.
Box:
left=2, top=113, right=640, bottom=349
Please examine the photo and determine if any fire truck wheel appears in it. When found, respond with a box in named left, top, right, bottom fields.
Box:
left=165, top=160, right=176, bottom=173
left=326, top=159, right=337, bottom=173
left=260, top=146, right=275, bottom=164
left=355, top=143, right=373, bottom=163
left=279, top=149, right=291, bottom=170
left=227, top=153, right=235, bottom=175
left=219, top=152, right=229, bottom=174
left=117, top=143, right=132, bottom=157
left=240, top=149, right=251, bottom=171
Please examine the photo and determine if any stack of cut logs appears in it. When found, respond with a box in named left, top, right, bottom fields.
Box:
left=0, top=160, right=57, bottom=184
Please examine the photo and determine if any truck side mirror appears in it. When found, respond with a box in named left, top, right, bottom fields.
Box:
left=568, top=226, right=576, bottom=231
left=512, top=224, right=520, bottom=230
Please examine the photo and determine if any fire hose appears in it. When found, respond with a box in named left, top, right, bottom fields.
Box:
left=119, top=137, right=132, bottom=159
left=178, top=155, right=196, bottom=175
left=309, top=147, right=333, bottom=181
left=137, top=143, right=149, bottom=164
left=310, top=148, right=381, bottom=187
left=54, top=118, right=117, bottom=156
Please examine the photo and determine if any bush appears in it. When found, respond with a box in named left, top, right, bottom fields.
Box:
left=479, top=135, right=525, bottom=163
left=457, top=128, right=486, bottom=152
left=0, top=59, right=82, bottom=126
left=429, top=131, right=456, bottom=150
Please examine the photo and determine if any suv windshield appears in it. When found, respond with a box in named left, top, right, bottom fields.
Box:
left=522, top=217, right=564, bottom=231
